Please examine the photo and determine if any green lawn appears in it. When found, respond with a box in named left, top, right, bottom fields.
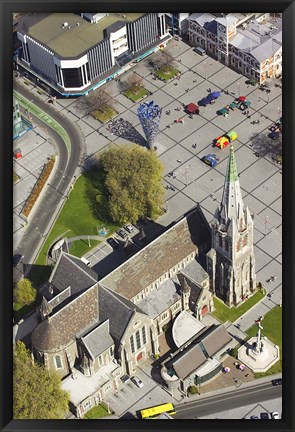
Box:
left=83, top=404, right=112, bottom=419
left=245, top=305, right=282, bottom=377
left=155, top=66, right=179, bottom=82
left=32, top=169, right=119, bottom=287
left=92, top=105, right=117, bottom=123
left=123, top=86, right=150, bottom=102
left=212, top=289, right=265, bottom=323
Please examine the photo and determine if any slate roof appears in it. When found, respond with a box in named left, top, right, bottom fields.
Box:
left=82, top=320, right=114, bottom=359
left=201, top=325, right=232, bottom=356
left=31, top=284, right=99, bottom=352
left=169, top=344, right=207, bottom=380
left=101, top=205, right=211, bottom=300
left=49, top=252, right=98, bottom=295
left=180, top=260, right=209, bottom=285
left=98, top=285, right=145, bottom=344
left=137, top=279, right=181, bottom=319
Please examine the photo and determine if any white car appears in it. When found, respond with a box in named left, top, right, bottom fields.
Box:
left=271, top=412, right=279, bottom=419
left=124, top=224, right=134, bottom=233
left=131, top=376, right=144, bottom=388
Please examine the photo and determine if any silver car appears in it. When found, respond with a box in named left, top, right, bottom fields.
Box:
left=131, top=376, right=144, bottom=388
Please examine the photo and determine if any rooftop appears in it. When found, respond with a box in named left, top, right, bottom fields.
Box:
left=18, top=13, right=144, bottom=58
left=101, top=205, right=211, bottom=300
left=62, top=359, right=120, bottom=405
left=137, top=279, right=180, bottom=319
left=82, top=320, right=114, bottom=359
left=172, top=310, right=206, bottom=348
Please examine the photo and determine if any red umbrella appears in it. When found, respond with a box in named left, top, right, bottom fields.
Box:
left=239, top=96, right=246, bottom=102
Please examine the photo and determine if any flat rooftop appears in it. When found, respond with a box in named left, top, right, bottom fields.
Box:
left=22, top=13, right=144, bottom=58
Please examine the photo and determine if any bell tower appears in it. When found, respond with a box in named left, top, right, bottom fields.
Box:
left=206, top=146, right=256, bottom=306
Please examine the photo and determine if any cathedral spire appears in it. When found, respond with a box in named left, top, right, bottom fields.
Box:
left=219, top=145, right=245, bottom=227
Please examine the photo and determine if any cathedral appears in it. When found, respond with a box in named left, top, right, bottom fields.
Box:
left=15, top=145, right=256, bottom=417
left=206, top=145, right=256, bottom=306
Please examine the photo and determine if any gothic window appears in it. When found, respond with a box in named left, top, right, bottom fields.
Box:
left=142, top=326, right=147, bottom=345
left=54, top=355, right=62, bottom=369
left=136, top=330, right=141, bottom=350
left=130, top=335, right=135, bottom=353
left=243, top=235, right=248, bottom=247
left=219, top=235, right=222, bottom=247
left=237, top=241, right=241, bottom=252
left=239, top=219, right=243, bottom=231
left=110, top=346, right=113, bottom=356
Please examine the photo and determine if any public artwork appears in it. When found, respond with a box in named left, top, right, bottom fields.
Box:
left=137, top=101, right=162, bottom=149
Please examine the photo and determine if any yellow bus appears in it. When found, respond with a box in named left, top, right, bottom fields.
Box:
left=140, top=403, right=176, bottom=419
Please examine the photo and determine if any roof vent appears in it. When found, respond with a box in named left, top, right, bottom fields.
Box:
left=62, top=22, right=69, bottom=28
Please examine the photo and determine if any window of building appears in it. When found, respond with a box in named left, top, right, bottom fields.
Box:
left=55, top=355, right=62, bottom=369
left=237, top=241, right=240, bottom=252
left=142, top=326, right=147, bottom=345
left=162, top=312, right=168, bottom=321
left=110, top=346, right=113, bottom=356
left=130, top=335, right=135, bottom=353
left=84, top=400, right=91, bottom=409
left=135, top=330, right=141, bottom=350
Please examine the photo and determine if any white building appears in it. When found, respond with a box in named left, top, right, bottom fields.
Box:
left=188, top=12, right=282, bottom=83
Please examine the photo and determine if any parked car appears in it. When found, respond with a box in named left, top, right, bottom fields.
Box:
left=116, top=229, right=127, bottom=239
left=107, top=237, right=120, bottom=249
left=272, top=378, right=282, bottom=386
left=124, top=224, right=134, bottom=233
left=120, top=374, right=130, bottom=384
left=131, top=376, right=144, bottom=388
left=203, top=154, right=219, bottom=167
left=260, top=412, right=270, bottom=419
left=271, top=412, right=279, bottom=419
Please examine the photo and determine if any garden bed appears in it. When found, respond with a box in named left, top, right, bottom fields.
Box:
left=22, top=157, right=55, bottom=217
left=154, top=66, right=180, bottom=82
left=123, top=86, right=150, bottom=102
left=92, top=104, right=118, bottom=124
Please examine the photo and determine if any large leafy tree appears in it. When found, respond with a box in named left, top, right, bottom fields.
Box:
left=14, top=278, right=36, bottom=305
left=100, top=144, right=164, bottom=224
left=14, top=341, right=69, bottom=419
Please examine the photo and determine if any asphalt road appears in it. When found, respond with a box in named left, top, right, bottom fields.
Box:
left=174, top=381, right=282, bottom=419
left=13, top=80, right=85, bottom=282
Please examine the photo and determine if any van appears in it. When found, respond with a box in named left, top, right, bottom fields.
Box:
left=81, top=256, right=91, bottom=266
left=194, top=46, right=206, bottom=56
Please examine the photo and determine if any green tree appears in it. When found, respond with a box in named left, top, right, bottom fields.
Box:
left=14, top=278, right=36, bottom=305
left=13, top=341, right=69, bottom=419
left=99, top=144, right=164, bottom=224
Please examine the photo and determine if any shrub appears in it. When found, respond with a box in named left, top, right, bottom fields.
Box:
left=188, top=385, right=198, bottom=395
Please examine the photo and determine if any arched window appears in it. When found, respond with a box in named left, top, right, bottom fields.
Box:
left=243, top=235, right=248, bottom=247
left=142, top=326, right=147, bottom=345
left=135, top=330, right=141, bottom=350
left=130, top=335, right=135, bottom=353
left=55, top=355, right=62, bottom=369
left=237, top=241, right=240, bottom=252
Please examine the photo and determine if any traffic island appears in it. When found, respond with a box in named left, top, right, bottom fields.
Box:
left=154, top=66, right=180, bottom=82
left=123, top=86, right=150, bottom=103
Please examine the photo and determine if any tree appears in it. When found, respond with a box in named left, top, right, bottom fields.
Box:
left=14, top=278, right=36, bottom=305
left=13, top=341, right=69, bottom=419
left=99, top=144, right=164, bottom=224
left=153, top=45, right=176, bottom=72
left=250, top=131, right=282, bottom=158
left=122, top=72, right=143, bottom=94
left=80, top=88, right=113, bottom=114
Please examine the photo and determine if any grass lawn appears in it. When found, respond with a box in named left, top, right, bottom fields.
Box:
left=212, top=289, right=265, bottom=323
left=32, top=168, right=119, bottom=287
left=13, top=172, right=20, bottom=183
left=245, top=305, right=282, bottom=377
left=154, top=66, right=179, bottom=82
left=123, top=86, right=150, bottom=102
left=92, top=105, right=118, bottom=123
left=83, top=404, right=112, bottom=419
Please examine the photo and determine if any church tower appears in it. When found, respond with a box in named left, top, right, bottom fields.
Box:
left=206, top=146, right=256, bottom=306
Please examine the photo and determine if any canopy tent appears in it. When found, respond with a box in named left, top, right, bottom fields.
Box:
left=238, top=96, right=246, bottom=102
left=218, top=107, right=229, bottom=115
left=198, top=97, right=210, bottom=106
left=227, top=130, right=238, bottom=141
left=186, top=103, right=199, bottom=114
left=210, top=91, right=221, bottom=98
left=229, top=102, right=237, bottom=109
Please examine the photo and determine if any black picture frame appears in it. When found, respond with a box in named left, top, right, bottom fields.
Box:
left=1, top=1, right=294, bottom=431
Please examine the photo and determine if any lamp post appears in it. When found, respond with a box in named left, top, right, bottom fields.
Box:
left=203, top=61, right=207, bottom=80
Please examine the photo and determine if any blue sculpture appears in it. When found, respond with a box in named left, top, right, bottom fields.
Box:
left=137, top=101, right=162, bottom=149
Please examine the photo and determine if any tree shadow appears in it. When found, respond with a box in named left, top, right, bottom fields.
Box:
left=108, top=118, right=147, bottom=147
left=249, top=132, right=282, bottom=158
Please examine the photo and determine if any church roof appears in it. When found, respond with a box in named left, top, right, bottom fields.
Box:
left=98, top=285, right=144, bottom=344
left=49, top=252, right=99, bottom=295
left=201, top=325, right=232, bottom=356
left=168, top=344, right=207, bottom=379
left=31, top=284, right=99, bottom=352
left=82, top=320, right=114, bottom=359
left=100, top=205, right=211, bottom=300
